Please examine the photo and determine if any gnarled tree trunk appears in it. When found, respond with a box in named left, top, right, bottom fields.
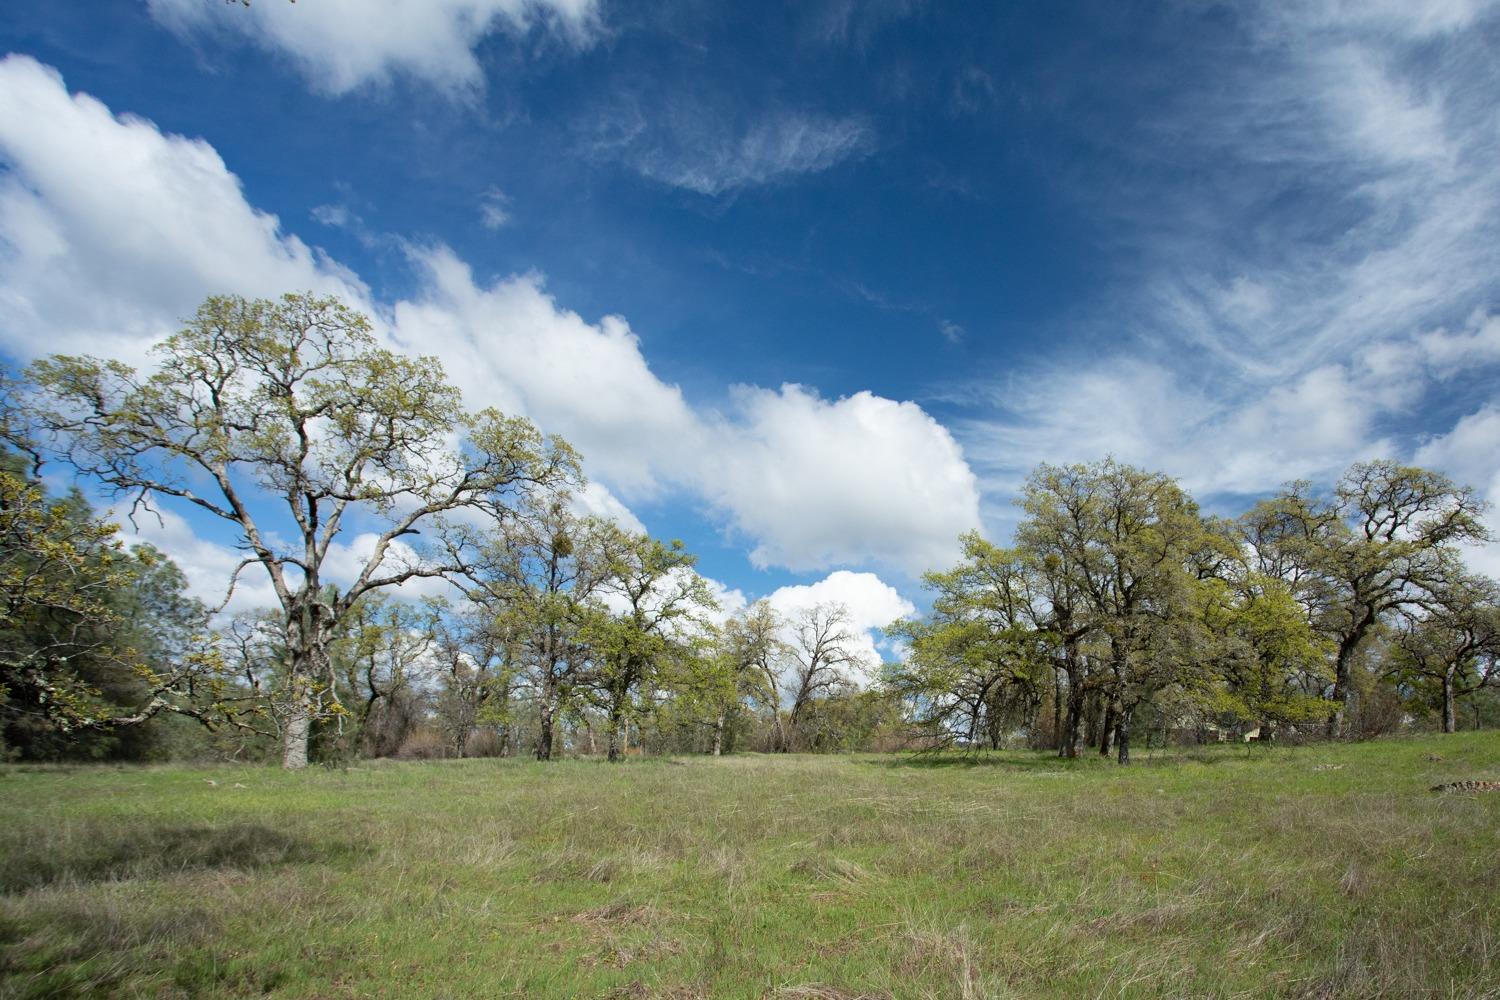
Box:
left=279, top=600, right=334, bottom=770
left=1116, top=703, right=1134, bottom=765
left=1061, top=667, right=1085, bottom=759
left=281, top=680, right=312, bottom=770
left=1099, top=698, right=1116, bottom=757
left=536, top=672, right=557, bottom=761
left=1442, top=666, right=1457, bottom=734
left=606, top=704, right=625, bottom=762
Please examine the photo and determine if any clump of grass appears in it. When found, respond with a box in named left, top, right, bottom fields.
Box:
left=774, top=986, right=890, bottom=1000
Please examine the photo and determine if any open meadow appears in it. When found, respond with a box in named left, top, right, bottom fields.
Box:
left=2, top=734, right=1499, bottom=999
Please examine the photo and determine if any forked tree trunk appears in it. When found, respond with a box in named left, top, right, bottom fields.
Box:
left=496, top=682, right=512, bottom=757
left=1327, top=614, right=1374, bottom=739
left=712, top=713, right=725, bottom=756
left=537, top=635, right=559, bottom=760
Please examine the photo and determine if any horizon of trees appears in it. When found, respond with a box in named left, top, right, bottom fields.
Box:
left=2, top=293, right=1497, bottom=767
left=887, top=458, right=1497, bottom=762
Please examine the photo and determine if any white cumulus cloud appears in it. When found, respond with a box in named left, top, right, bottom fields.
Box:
left=392, top=247, right=704, bottom=497
left=0, top=58, right=980, bottom=596
left=146, top=0, right=600, bottom=96
left=108, top=505, right=281, bottom=616
left=0, top=55, right=367, bottom=365
left=764, top=570, right=916, bottom=683
left=707, top=385, right=980, bottom=573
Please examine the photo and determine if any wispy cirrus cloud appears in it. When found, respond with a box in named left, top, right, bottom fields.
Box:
left=802, top=0, right=922, bottom=48
left=584, top=98, right=875, bottom=196
left=477, top=187, right=513, bottom=229
left=953, top=0, right=1500, bottom=531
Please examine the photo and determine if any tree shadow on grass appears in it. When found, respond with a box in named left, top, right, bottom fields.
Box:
left=0, top=886, right=308, bottom=998
left=0, top=894, right=223, bottom=998
left=0, top=822, right=363, bottom=996
left=858, top=747, right=1247, bottom=771
left=856, top=750, right=1096, bottom=772
left=0, top=821, right=364, bottom=894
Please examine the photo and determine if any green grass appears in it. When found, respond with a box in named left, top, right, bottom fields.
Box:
left=2, top=735, right=1498, bottom=999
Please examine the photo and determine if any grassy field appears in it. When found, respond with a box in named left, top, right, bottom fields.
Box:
left=2, top=735, right=1498, bottom=999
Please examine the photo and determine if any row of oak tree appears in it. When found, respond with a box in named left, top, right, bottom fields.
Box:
left=2, top=294, right=1496, bottom=766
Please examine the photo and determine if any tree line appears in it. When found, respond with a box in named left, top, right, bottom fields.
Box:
left=0, top=293, right=897, bottom=765
left=887, top=459, right=1498, bottom=762
left=1, top=293, right=1496, bottom=767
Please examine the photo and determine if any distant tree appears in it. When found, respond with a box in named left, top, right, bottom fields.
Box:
left=785, top=603, right=865, bottom=749
left=1019, top=459, right=1210, bottom=764
left=1195, top=574, right=1335, bottom=739
left=25, top=293, right=577, bottom=768
left=725, top=601, right=789, bottom=751
left=1015, top=466, right=1104, bottom=758
left=1244, top=462, right=1489, bottom=736
left=636, top=630, right=727, bottom=755
left=332, top=593, right=437, bottom=757
left=1387, top=572, right=1500, bottom=733
left=103, top=542, right=219, bottom=759
left=215, top=611, right=289, bottom=756
left=454, top=497, right=613, bottom=760
left=647, top=602, right=785, bottom=757
left=887, top=534, right=1047, bottom=750
left=794, top=686, right=907, bottom=753
left=431, top=604, right=517, bottom=757
left=691, top=633, right=746, bottom=757
left=591, top=534, right=716, bottom=761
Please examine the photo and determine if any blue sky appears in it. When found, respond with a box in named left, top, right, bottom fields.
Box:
left=2, top=1, right=1498, bottom=644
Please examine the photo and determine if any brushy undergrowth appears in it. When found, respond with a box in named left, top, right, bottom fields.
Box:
left=1, top=734, right=1498, bottom=998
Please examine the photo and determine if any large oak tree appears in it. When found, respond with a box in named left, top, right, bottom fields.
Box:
left=25, top=293, right=577, bottom=767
